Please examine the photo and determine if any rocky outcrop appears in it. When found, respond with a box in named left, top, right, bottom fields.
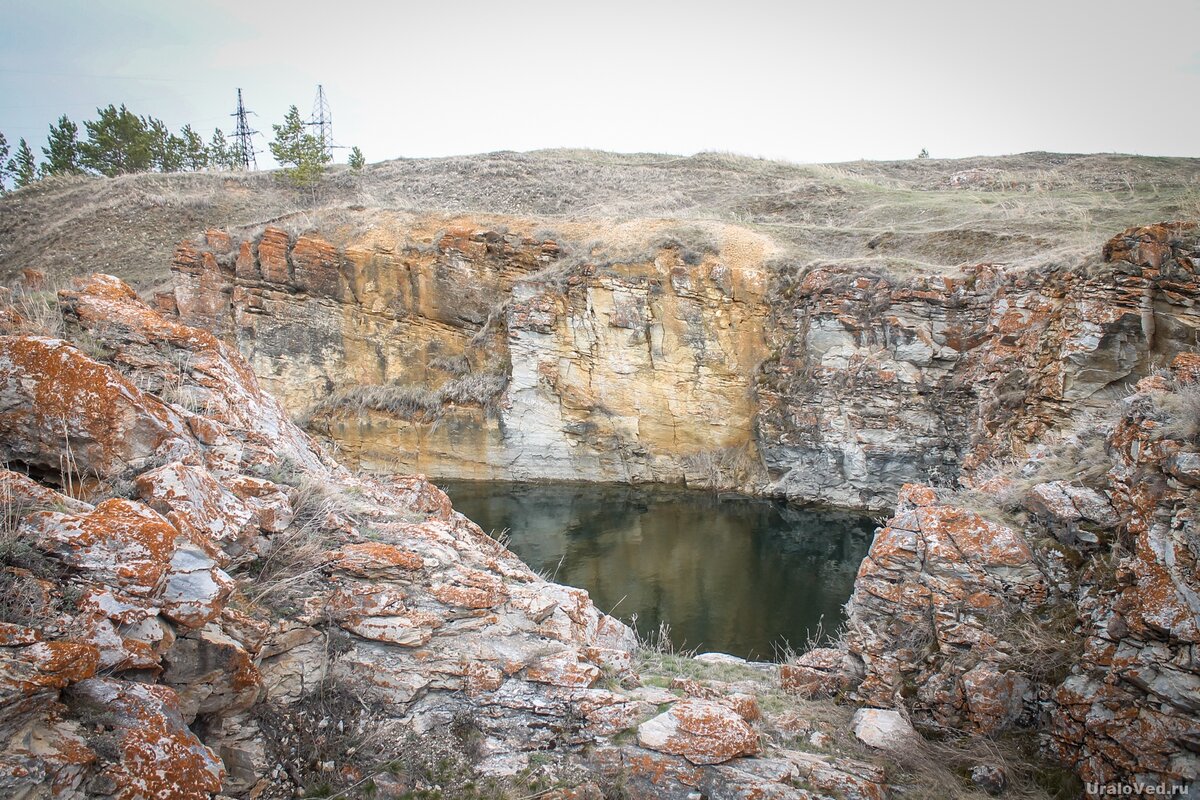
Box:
left=1047, top=357, right=1200, bottom=785
left=0, top=275, right=897, bottom=799
left=843, top=483, right=1048, bottom=733
left=756, top=221, right=1199, bottom=508
left=840, top=351, right=1200, bottom=790
left=163, top=219, right=1199, bottom=509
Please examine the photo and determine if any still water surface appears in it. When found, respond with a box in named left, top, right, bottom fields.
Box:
left=439, top=480, right=875, bottom=660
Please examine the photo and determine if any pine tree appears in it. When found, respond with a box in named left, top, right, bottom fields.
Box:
left=146, top=117, right=185, bottom=172
left=181, top=125, right=208, bottom=171
left=41, top=115, right=82, bottom=176
left=0, top=132, right=9, bottom=192
left=209, top=128, right=234, bottom=170
left=348, top=146, right=365, bottom=171
left=79, top=104, right=153, bottom=176
left=8, top=138, right=37, bottom=188
left=269, top=105, right=330, bottom=196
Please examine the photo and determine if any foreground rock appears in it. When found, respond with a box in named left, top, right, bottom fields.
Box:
left=0, top=275, right=895, bottom=799
left=851, top=709, right=917, bottom=753
left=637, top=699, right=759, bottom=765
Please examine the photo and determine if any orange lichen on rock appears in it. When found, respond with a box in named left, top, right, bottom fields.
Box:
left=636, top=699, right=760, bottom=765
left=0, top=336, right=188, bottom=477
left=36, top=499, right=179, bottom=597
left=334, top=541, right=425, bottom=576
left=70, top=678, right=224, bottom=799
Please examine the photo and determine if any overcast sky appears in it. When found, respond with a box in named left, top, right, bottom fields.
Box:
left=2, top=0, right=1198, bottom=167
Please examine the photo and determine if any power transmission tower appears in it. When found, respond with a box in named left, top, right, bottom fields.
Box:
left=230, top=88, right=259, bottom=171
left=307, top=84, right=334, bottom=162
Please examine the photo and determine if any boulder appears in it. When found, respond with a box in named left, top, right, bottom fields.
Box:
left=637, top=699, right=759, bottom=765
left=851, top=708, right=917, bottom=752
left=0, top=335, right=190, bottom=477
left=66, top=678, right=224, bottom=798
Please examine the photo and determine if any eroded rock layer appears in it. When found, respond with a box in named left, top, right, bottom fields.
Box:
left=164, top=219, right=1199, bottom=509
left=163, top=217, right=773, bottom=493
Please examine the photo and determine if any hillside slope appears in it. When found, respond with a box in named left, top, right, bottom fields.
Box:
left=1, top=149, right=1197, bottom=289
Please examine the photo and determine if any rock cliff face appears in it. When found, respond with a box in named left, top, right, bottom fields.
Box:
left=163, top=217, right=773, bottom=492
left=163, top=219, right=1198, bottom=509
left=757, top=222, right=1200, bottom=508
left=838, top=351, right=1200, bottom=790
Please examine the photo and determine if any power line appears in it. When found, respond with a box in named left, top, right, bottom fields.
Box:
left=230, top=88, right=259, bottom=171
left=0, top=67, right=208, bottom=83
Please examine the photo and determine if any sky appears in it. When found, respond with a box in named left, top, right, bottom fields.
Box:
left=1, top=0, right=1198, bottom=167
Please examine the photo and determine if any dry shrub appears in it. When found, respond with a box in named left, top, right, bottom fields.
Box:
left=428, top=353, right=470, bottom=376
left=242, top=475, right=351, bottom=614
left=0, top=487, right=72, bottom=626
left=682, top=444, right=760, bottom=491
left=994, top=603, right=1083, bottom=685
left=309, top=370, right=509, bottom=424
left=888, top=733, right=1077, bottom=800
left=1155, top=379, right=1200, bottom=441
left=251, top=676, right=394, bottom=796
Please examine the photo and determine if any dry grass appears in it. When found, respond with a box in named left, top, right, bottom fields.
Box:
left=994, top=604, right=1083, bottom=685
left=888, top=734, right=1074, bottom=800
left=2, top=150, right=1196, bottom=291
left=4, top=284, right=64, bottom=337
left=242, top=474, right=353, bottom=614
left=0, top=481, right=73, bottom=627
left=252, top=675, right=396, bottom=796
left=1153, top=378, right=1200, bottom=442
left=309, top=371, right=509, bottom=423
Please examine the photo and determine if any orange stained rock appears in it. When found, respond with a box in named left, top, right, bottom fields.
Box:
left=1171, top=352, right=1200, bottom=383
left=0, top=336, right=186, bottom=474
left=637, top=698, right=760, bottom=765
left=896, top=483, right=938, bottom=507
left=2, top=641, right=100, bottom=693
left=256, top=226, right=291, bottom=285
left=86, top=680, right=225, bottom=799
left=335, top=541, right=425, bottom=574
left=41, top=499, right=179, bottom=595
left=524, top=651, right=602, bottom=688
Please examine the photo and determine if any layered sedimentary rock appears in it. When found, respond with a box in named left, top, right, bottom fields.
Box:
left=164, top=219, right=1199, bottom=509
left=165, top=217, right=773, bottom=491
left=757, top=222, right=1200, bottom=507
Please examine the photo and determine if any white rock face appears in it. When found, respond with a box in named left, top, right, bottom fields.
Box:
left=851, top=708, right=918, bottom=752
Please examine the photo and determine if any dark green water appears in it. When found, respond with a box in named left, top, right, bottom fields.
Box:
left=438, top=480, right=875, bottom=661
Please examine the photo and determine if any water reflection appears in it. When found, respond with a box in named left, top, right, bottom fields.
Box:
left=438, top=480, right=875, bottom=661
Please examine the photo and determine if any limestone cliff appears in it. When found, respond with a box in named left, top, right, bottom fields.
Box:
left=164, top=219, right=1198, bottom=510
left=164, top=216, right=774, bottom=491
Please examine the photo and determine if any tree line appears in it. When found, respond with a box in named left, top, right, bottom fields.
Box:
left=1, top=103, right=365, bottom=193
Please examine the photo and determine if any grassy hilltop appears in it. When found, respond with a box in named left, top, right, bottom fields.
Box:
left=1, top=148, right=1197, bottom=289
